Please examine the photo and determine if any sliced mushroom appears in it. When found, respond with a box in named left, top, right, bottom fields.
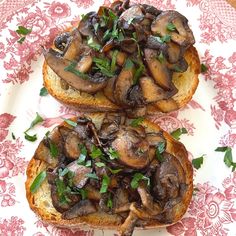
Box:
left=62, top=199, right=96, bottom=219
left=63, top=29, right=82, bottom=61
left=146, top=132, right=166, bottom=146
left=44, top=50, right=107, bottom=93
left=139, top=76, right=172, bottom=103
left=111, top=126, right=150, bottom=169
left=54, top=32, right=71, bottom=52
left=51, top=185, right=80, bottom=213
left=167, top=57, right=188, bottom=73
left=64, top=132, right=81, bottom=159
left=146, top=35, right=168, bottom=51
left=154, top=98, right=179, bottom=113
left=127, top=84, right=145, bottom=107
left=142, top=4, right=162, bottom=16
left=151, top=10, right=195, bottom=47
left=166, top=41, right=184, bottom=64
left=152, top=152, right=186, bottom=201
left=120, top=38, right=137, bottom=54
left=66, top=161, right=92, bottom=188
left=113, top=188, right=130, bottom=213
left=78, top=12, right=96, bottom=37
left=107, top=51, right=127, bottom=66
left=119, top=211, right=138, bottom=236
left=113, top=64, right=135, bottom=107
left=85, top=185, right=101, bottom=201
left=103, top=76, right=117, bottom=103
left=120, top=5, right=144, bottom=22
left=144, top=48, right=175, bottom=91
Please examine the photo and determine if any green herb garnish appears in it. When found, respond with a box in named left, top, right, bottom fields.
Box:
left=59, top=167, right=69, bottom=177
left=93, top=57, right=114, bottom=77
left=55, top=178, right=71, bottom=203
left=39, top=87, right=48, bottom=96
left=77, top=144, right=87, bottom=165
left=108, top=147, right=119, bottom=160
left=201, top=63, right=208, bottom=73
left=16, top=26, right=32, bottom=44
left=78, top=189, right=88, bottom=200
left=49, top=140, right=58, bottom=158
left=166, top=23, right=176, bottom=31
left=133, top=63, right=145, bottom=84
left=157, top=51, right=165, bottom=63
left=124, top=58, right=134, bottom=69
left=155, top=141, right=166, bottom=162
left=11, top=132, right=16, bottom=140
left=95, top=162, right=106, bottom=167
left=100, top=175, right=110, bottom=193
left=64, top=61, right=90, bottom=80
left=192, top=155, right=204, bottom=169
left=24, top=132, right=37, bottom=142
left=30, top=170, right=47, bottom=193
left=86, top=172, right=99, bottom=180
left=153, top=35, right=171, bottom=44
left=107, top=194, right=113, bottom=209
left=25, top=112, right=44, bottom=132
left=131, top=173, right=150, bottom=189
left=173, top=65, right=183, bottom=72
left=63, top=118, right=77, bottom=127
left=108, top=168, right=122, bottom=174
left=90, top=145, right=104, bottom=159
left=130, top=117, right=144, bottom=127
left=111, top=50, right=118, bottom=72
left=87, top=37, right=101, bottom=51
left=171, top=128, right=188, bottom=140
left=215, top=146, right=236, bottom=171
left=17, top=37, right=26, bottom=44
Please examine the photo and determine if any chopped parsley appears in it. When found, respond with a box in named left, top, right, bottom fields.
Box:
left=77, top=144, right=87, bottom=165
left=133, top=63, right=145, bottom=84
left=192, top=155, right=205, bottom=169
left=111, top=50, right=118, bottom=72
left=155, top=141, right=166, bottom=162
left=153, top=35, right=171, bottom=44
left=166, top=23, right=176, bottom=31
left=49, top=140, right=58, bottom=158
left=131, top=173, right=150, bottom=189
left=107, top=193, right=113, bottom=208
left=130, top=117, right=144, bottom=127
left=16, top=26, right=32, bottom=44
left=201, top=63, right=208, bottom=73
left=107, top=147, right=119, bottom=160
left=11, top=132, right=16, bottom=140
left=215, top=146, right=236, bottom=172
left=87, top=37, right=101, bottom=51
left=30, top=170, right=47, bottom=193
left=39, top=87, right=48, bottom=96
left=55, top=178, right=71, bottom=203
left=24, top=132, right=37, bottom=142
left=171, top=128, right=188, bottom=140
left=157, top=51, right=165, bottom=63
left=95, top=162, right=106, bottom=167
left=100, top=175, right=110, bottom=193
left=64, top=61, right=90, bottom=80
left=108, top=168, right=122, bottom=174
left=93, top=57, right=114, bottom=77
left=63, top=118, right=77, bottom=127
left=124, top=58, right=134, bottom=70
left=90, top=145, right=104, bottom=159
left=78, top=189, right=88, bottom=200
left=86, top=172, right=99, bottom=180
left=59, top=167, right=69, bottom=177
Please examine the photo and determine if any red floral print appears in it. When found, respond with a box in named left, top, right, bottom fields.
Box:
left=0, top=113, right=15, bottom=142
left=135, top=0, right=175, bottom=9
left=71, top=0, right=94, bottom=9
left=47, top=2, right=71, bottom=18
left=0, top=216, right=26, bottom=236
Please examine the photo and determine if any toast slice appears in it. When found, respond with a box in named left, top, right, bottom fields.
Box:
left=43, top=46, right=200, bottom=114
left=25, top=113, right=193, bottom=234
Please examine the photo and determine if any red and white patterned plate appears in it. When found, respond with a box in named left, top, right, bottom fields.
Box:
left=0, top=0, right=235, bottom=235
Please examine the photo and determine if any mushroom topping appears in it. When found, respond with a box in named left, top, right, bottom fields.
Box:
left=45, top=2, right=197, bottom=113
left=111, top=126, right=150, bottom=169
left=66, top=161, right=92, bottom=188
left=151, top=10, right=195, bottom=47
left=33, top=114, right=193, bottom=236
left=62, top=200, right=96, bottom=220
left=44, top=50, right=108, bottom=93
left=144, top=48, right=176, bottom=91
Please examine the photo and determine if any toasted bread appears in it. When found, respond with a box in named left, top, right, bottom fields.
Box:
left=43, top=46, right=200, bottom=114
left=25, top=113, right=193, bottom=234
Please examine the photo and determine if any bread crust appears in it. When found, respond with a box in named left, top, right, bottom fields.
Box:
left=43, top=45, right=200, bottom=113
left=25, top=114, right=193, bottom=231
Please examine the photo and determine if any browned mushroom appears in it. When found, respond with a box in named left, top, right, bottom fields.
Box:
left=44, top=50, right=108, bottom=93
left=146, top=132, right=166, bottom=146
left=113, top=62, right=135, bottom=107
left=144, top=48, right=175, bottom=91
left=151, top=10, right=195, bottom=47
left=64, top=132, right=81, bottom=159
left=120, top=5, right=144, bottom=22
left=153, top=98, right=179, bottom=112
left=63, top=29, right=82, bottom=61
left=119, top=211, right=138, bottom=236
left=111, top=126, right=150, bottom=169
left=62, top=199, right=97, bottom=219
left=78, top=12, right=96, bottom=37
left=103, top=76, right=117, bottom=103
left=107, top=50, right=127, bottom=66
left=139, top=76, right=172, bottom=103
left=66, top=160, right=92, bottom=188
